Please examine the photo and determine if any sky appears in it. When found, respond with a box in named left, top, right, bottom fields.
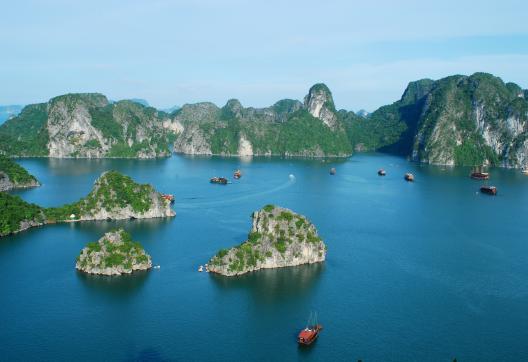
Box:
left=1, top=0, right=528, bottom=112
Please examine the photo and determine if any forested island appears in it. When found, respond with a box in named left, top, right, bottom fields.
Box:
left=208, top=205, right=326, bottom=276
left=0, top=171, right=175, bottom=237
left=76, top=229, right=152, bottom=275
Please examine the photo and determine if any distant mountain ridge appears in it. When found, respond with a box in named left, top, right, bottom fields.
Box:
left=1, top=73, right=527, bottom=167
left=169, top=83, right=352, bottom=157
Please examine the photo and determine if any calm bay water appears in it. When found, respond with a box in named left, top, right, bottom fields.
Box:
left=1, top=154, right=528, bottom=361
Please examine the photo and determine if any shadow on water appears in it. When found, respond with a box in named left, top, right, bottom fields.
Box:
left=76, top=269, right=150, bottom=297
left=209, top=263, right=324, bottom=303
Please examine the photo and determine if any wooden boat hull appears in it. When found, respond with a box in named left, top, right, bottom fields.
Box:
left=471, top=174, right=490, bottom=180
left=210, top=177, right=228, bottom=185
left=298, top=325, right=322, bottom=346
left=480, top=186, right=497, bottom=195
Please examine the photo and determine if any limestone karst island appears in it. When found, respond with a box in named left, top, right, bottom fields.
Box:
left=2, top=1, right=528, bottom=361
left=76, top=229, right=152, bottom=276
left=208, top=205, right=326, bottom=276
left=0, top=170, right=174, bottom=237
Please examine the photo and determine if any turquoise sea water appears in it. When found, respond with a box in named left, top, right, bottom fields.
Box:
left=1, top=154, right=528, bottom=361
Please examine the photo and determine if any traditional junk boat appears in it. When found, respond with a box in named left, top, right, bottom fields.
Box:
left=404, top=173, right=414, bottom=182
left=210, top=177, right=228, bottom=185
left=378, top=169, right=386, bottom=176
left=480, top=185, right=497, bottom=195
left=470, top=166, right=490, bottom=180
left=234, top=170, right=242, bottom=179
left=329, top=168, right=336, bottom=175
left=298, top=312, right=323, bottom=346
left=162, top=194, right=175, bottom=203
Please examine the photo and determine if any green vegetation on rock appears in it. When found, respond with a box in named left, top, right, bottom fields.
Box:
left=76, top=229, right=152, bottom=275
left=0, top=193, right=46, bottom=236
left=0, top=94, right=175, bottom=158
left=0, top=104, right=49, bottom=156
left=0, top=171, right=174, bottom=237
left=358, top=73, right=528, bottom=167
left=0, top=156, right=39, bottom=187
left=208, top=205, right=326, bottom=276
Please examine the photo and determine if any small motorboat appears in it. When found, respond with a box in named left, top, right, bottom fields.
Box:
left=162, top=194, right=175, bottom=203
left=234, top=170, right=242, bottom=179
left=153, top=265, right=160, bottom=269
left=404, top=173, right=414, bottom=182
left=480, top=186, right=497, bottom=195
left=198, top=265, right=204, bottom=272
left=522, top=167, right=528, bottom=175
left=329, top=168, right=336, bottom=175
left=378, top=169, right=386, bottom=176
left=210, top=177, right=228, bottom=185
left=298, top=312, right=322, bottom=346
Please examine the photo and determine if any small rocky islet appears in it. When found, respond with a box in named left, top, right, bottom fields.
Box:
left=208, top=205, right=327, bottom=277
left=76, top=229, right=152, bottom=275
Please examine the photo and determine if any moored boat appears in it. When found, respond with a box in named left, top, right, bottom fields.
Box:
left=471, top=172, right=490, bottom=180
left=480, top=185, right=497, bottom=195
left=234, top=170, right=242, bottom=179
left=329, top=168, right=336, bottom=175
left=471, top=166, right=489, bottom=180
left=378, top=169, right=386, bottom=176
left=210, top=177, right=228, bottom=185
left=162, top=194, right=175, bottom=203
left=522, top=167, right=528, bottom=175
left=298, top=312, right=322, bottom=346
left=404, top=173, right=414, bottom=182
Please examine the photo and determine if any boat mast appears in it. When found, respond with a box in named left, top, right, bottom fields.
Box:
left=306, top=311, right=312, bottom=329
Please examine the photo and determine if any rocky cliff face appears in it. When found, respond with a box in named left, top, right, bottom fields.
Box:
left=47, top=94, right=110, bottom=158
left=363, top=73, right=528, bottom=168
left=208, top=205, right=326, bottom=276
left=0, top=171, right=40, bottom=191
left=304, top=83, right=339, bottom=129
left=0, top=93, right=176, bottom=158
left=74, top=171, right=176, bottom=221
left=172, top=84, right=351, bottom=157
left=410, top=74, right=528, bottom=167
left=76, top=229, right=152, bottom=275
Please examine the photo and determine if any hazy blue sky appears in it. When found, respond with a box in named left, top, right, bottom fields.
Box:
left=1, top=0, right=527, bottom=111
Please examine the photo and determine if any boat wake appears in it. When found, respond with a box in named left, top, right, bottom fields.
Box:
left=176, top=176, right=296, bottom=210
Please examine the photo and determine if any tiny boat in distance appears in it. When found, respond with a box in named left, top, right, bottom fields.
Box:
left=522, top=167, right=528, bottom=175
left=234, top=170, right=242, bottom=179
left=329, top=168, right=336, bottom=175
left=198, top=265, right=204, bottom=272
left=378, top=169, right=386, bottom=176
left=480, top=186, right=497, bottom=195
left=298, top=312, right=322, bottom=346
left=404, top=173, right=414, bottom=182
left=162, top=194, right=175, bottom=203
left=210, top=177, right=228, bottom=185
